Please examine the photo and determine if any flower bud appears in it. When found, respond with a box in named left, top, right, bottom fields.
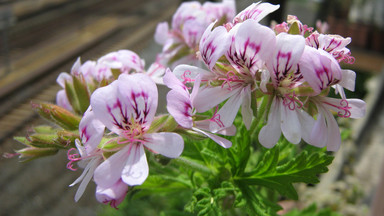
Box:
left=16, top=147, right=58, bottom=162
left=33, top=103, right=81, bottom=131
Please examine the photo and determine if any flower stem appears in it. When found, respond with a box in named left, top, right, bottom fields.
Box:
left=173, top=156, right=213, bottom=175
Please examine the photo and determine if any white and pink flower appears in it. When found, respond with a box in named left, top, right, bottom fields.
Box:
left=89, top=73, right=184, bottom=188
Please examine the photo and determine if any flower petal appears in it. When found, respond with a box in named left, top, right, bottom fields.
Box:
left=117, top=73, right=158, bottom=129
left=324, top=109, right=341, bottom=151
left=163, top=68, right=188, bottom=93
left=192, top=84, right=238, bottom=113
left=310, top=112, right=327, bottom=148
left=338, top=69, right=356, bottom=92
left=96, top=179, right=129, bottom=208
left=192, top=127, right=232, bottom=148
left=94, top=145, right=130, bottom=188
left=166, top=90, right=193, bottom=128
left=210, top=87, right=243, bottom=132
left=258, top=98, right=282, bottom=148
left=172, top=64, right=213, bottom=85
left=280, top=100, right=301, bottom=144
left=199, top=23, right=231, bottom=69
left=121, top=144, right=149, bottom=186
left=267, top=33, right=305, bottom=87
left=90, top=80, right=123, bottom=135
left=234, top=2, right=280, bottom=23
left=299, top=47, right=342, bottom=93
left=56, top=89, right=72, bottom=111
left=72, top=157, right=101, bottom=202
left=56, top=72, right=72, bottom=88
left=228, top=19, right=276, bottom=73
left=79, top=107, right=105, bottom=155
left=143, top=132, right=184, bottom=158
left=154, top=22, right=169, bottom=45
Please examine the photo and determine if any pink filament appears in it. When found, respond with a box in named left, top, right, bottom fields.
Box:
left=218, top=71, right=241, bottom=91
left=324, top=99, right=351, bottom=118
left=283, top=93, right=303, bottom=110
left=181, top=70, right=195, bottom=86
left=66, top=148, right=81, bottom=171
left=209, top=106, right=225, bottom=128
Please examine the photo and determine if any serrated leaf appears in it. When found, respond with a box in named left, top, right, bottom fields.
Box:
left=237, top=147, right=334, bottom=199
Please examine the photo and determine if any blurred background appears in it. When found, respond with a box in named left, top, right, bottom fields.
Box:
left=0, top=0, right=382, bottom=215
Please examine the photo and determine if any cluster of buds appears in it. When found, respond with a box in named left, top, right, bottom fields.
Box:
left=10, top=0, right=366, bottom=208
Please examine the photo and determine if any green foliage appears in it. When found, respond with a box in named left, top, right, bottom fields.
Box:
left=237, top=146, right=334, bottom=200
left=103, top=117, right=335, bottom=215
left=285, top=203, right=342, bottom=216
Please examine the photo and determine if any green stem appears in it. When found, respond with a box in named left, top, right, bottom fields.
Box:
left=173, top=156, right=213, bottom=175
left=250, top=94, right=274, bottom=134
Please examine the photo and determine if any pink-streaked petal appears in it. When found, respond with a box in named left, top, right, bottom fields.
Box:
left=241, top=85, right=253, bottom=130
left=299, top=47, right=342, bottom=93
left=258, top=98, right=281, bottom=148
left=79, top=107, right=105, bottom=155
left=56, top=89, right=72, bottom=111
left=192, top=127, right=232, bottom=148
left=228, top=20, right=276, bottom=73
left=121, top=144, right=148, bottom=186
left=192, top=84, right=238, bottom=113
left=154, top=22, right=169, bottom=45
left=96, top=179, right=129, bottom=207
left=199, top=23, right=231, bottom=69
left=310, top=112, right=327, bottom=148
left=280, top=100, right=301, bottom=144
left=210, top=87, right=243, bottom=132
left=94, top=145, right=130, bottom=188
left=90, top=80, right=123, bottom=135
left=234, top=2, right=280, bottom=23
left=117, top=73, right=158, bottom=129
left=166, top=90, right=193, bottom=128
left=143, top=132, right=184, bottom=158
left=318, top=34, right=351, bottom=53
left=267, top=33, right=305, bottom=87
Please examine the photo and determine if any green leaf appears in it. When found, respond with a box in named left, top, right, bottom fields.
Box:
left=237, top=147, right=334, bottom=200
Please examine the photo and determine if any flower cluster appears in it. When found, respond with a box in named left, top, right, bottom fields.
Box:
left=9, top=0, right=366, bottom=210
left=154, top=0, right=236, bottom=68
left=172, top=2, right=365, bottom=151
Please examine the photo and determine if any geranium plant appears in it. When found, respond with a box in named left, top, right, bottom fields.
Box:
left=7, top=1, right=365, bottom=215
